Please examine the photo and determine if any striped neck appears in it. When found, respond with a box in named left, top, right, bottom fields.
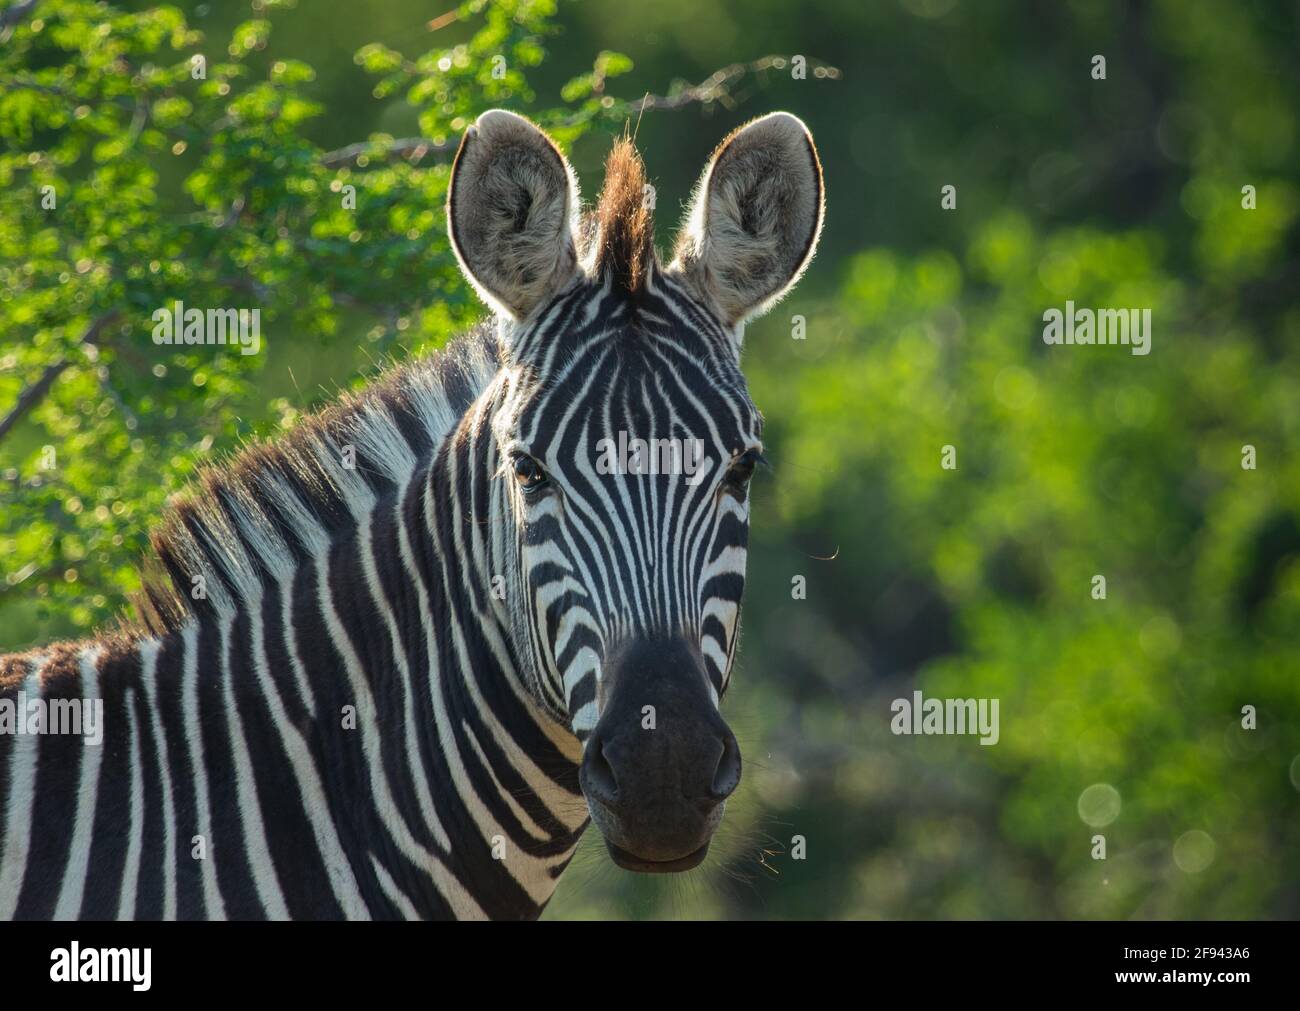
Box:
left=1, top=335, right=590, bottom=921
left=409, top=401, right=589, bottom=916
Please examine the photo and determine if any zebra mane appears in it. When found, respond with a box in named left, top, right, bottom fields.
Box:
left=128, top=323, right=502, bottom=638
left=589, top=136, right=655, bottom=296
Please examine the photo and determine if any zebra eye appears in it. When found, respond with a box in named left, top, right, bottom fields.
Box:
left=513, top=454, right=548, bottom=493
left=725, top=449, right=764, bottom=493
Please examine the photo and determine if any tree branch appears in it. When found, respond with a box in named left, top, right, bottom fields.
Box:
left=0, top=311, right=121, bottom=445
left=0, top=0, right=38, bottom=34
left=321, top=136, right=453, bottom=168
left=628, top=55, right=838, bottom=113
left=0, top=360, right=69, bottom=444
left=319, top=55, right=839, bottom=168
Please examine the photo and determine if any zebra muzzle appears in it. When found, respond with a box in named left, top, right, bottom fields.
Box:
left=579, top=637, right=741, bottom=873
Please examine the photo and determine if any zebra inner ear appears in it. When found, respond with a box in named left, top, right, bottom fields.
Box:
left=447, top=109, right=581, bottom=320
left=670, top=112, right=825, bottom=329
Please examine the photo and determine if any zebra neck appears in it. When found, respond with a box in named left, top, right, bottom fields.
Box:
left=396, top=414, right=589, bottom=917
left=0, top=330, right=591, bottom=920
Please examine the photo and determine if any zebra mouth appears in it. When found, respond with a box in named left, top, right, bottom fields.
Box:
left=604, top=839, right=712, bottom=874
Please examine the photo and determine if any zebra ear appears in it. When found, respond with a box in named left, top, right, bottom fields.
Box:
left=447, top=110, right=581, bottom=320
left=670, top=112, right=824, bottom=329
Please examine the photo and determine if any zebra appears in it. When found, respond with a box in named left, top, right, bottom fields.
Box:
left=0, top=108, right=825, bottom=920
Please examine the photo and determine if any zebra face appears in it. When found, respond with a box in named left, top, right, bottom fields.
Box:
left=448, top=109, right=823, bottom=872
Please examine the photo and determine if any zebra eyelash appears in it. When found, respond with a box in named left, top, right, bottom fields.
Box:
left=493, top=447, right=534, bottom=480
left=722, top=448, right=768, bottom=493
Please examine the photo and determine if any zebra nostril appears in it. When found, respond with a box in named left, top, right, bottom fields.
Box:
left=584, top=739, right=619, bottom=803
left=709, top=732, right=742, bottom=801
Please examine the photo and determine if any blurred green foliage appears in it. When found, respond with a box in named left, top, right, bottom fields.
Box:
left=1, top=0, right=1296, bottom=919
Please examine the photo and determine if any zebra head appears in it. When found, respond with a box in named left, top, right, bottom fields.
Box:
left=447, top=110, right=823, bottom=873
